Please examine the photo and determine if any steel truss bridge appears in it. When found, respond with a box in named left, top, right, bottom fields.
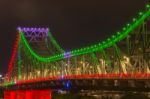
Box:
left=3, top=3, right=150, bottom=95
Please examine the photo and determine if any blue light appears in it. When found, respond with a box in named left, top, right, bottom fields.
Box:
left=66, top=83, right=69, bottom=88
left=64, top=51, right=71, bottom=58
left=64, top=80, right=71, bottom=90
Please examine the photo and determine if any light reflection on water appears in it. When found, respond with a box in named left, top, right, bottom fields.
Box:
left=3, top=90, right=150, bottom=99
left=53, top=91, right=150, bottom=99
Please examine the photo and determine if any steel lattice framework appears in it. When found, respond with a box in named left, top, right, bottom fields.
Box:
left=4, top=4, right=150, bottom=87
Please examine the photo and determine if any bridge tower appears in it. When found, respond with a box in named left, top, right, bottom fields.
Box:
left=6, top=27, right=64, bottom=81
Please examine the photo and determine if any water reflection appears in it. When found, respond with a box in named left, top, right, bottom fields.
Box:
left=53, top=91, right=150, bottom=99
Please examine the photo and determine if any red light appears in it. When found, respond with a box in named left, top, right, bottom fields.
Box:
left=26, top=90, right=32, bottom=99
left=7, top=33, right=20, bottom=81
left=4, top=89, right=52, bottom=99
left=15, top=73, right=150, bottom=85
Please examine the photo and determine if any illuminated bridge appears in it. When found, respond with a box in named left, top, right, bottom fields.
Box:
left=2, top=3, right=150, bottom=99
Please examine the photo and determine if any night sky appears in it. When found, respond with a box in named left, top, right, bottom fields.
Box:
left=0, top=0, right=148, bottom=75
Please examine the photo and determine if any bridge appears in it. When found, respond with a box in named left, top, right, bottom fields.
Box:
left=2, top=3, right=150, bottom=99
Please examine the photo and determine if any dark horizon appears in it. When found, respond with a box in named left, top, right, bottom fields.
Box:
left=0, top=0, right=148, bottom=75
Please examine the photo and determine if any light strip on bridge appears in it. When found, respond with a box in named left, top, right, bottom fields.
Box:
left=4, top=73, right=150, bottom=86
left=19, top=4, right=150, bottom=62
left=20, top=4, right=150, bottom=63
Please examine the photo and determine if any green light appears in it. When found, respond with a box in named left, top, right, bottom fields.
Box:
left=127, top=24, right=130, bottom=26
left=107, top=38, right=111, bottom=41
left=20, top=32, right=64, bottom=62
left=139, top=12, right=143, bottom=16
left=102, top=41, right=106, bottom=44
left=3, top=81, right=15, bottom=87
left=133, top=18, right=136, bottom=21
left=19, top=5, right=150, bottom=63
left=48, top=32, right=64, bottom=53
left=117, top=32, right=121, bottom=35
left=146, top=4, right=150, bottom=8
left=112, top=35, right=115, bottom=38
left=123, top=27, right=126, bottom=31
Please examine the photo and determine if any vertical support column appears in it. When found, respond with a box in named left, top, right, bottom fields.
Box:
left=41, top=62, right=44, bottom=77
left=81, top=55, right=85, bottom=75
left=141, top=23, right=150, bottom=73
left=141, top=23, right=146, bottom=73
left=55, top=62, right=59, bottom=77
left=74, top=57, right=78, bottom=75
left=91, top=53, right=101, bottom=74
left=126, top=35, right=131, bottom=55
left=67, top=58, right=71, bottom=75
left=61, top=61, right=64, bottom=77
left=113, top=44, right=122, bottom=74
left=100, top=50, right=112, bottom=74
left=18, top=35, right=22, bottom=80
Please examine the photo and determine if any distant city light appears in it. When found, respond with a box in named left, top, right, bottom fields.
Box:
left=0, top=74, right=2, bottom=78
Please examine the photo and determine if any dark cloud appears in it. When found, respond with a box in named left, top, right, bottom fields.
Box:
left=0, top=0, right=148, bottom=75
